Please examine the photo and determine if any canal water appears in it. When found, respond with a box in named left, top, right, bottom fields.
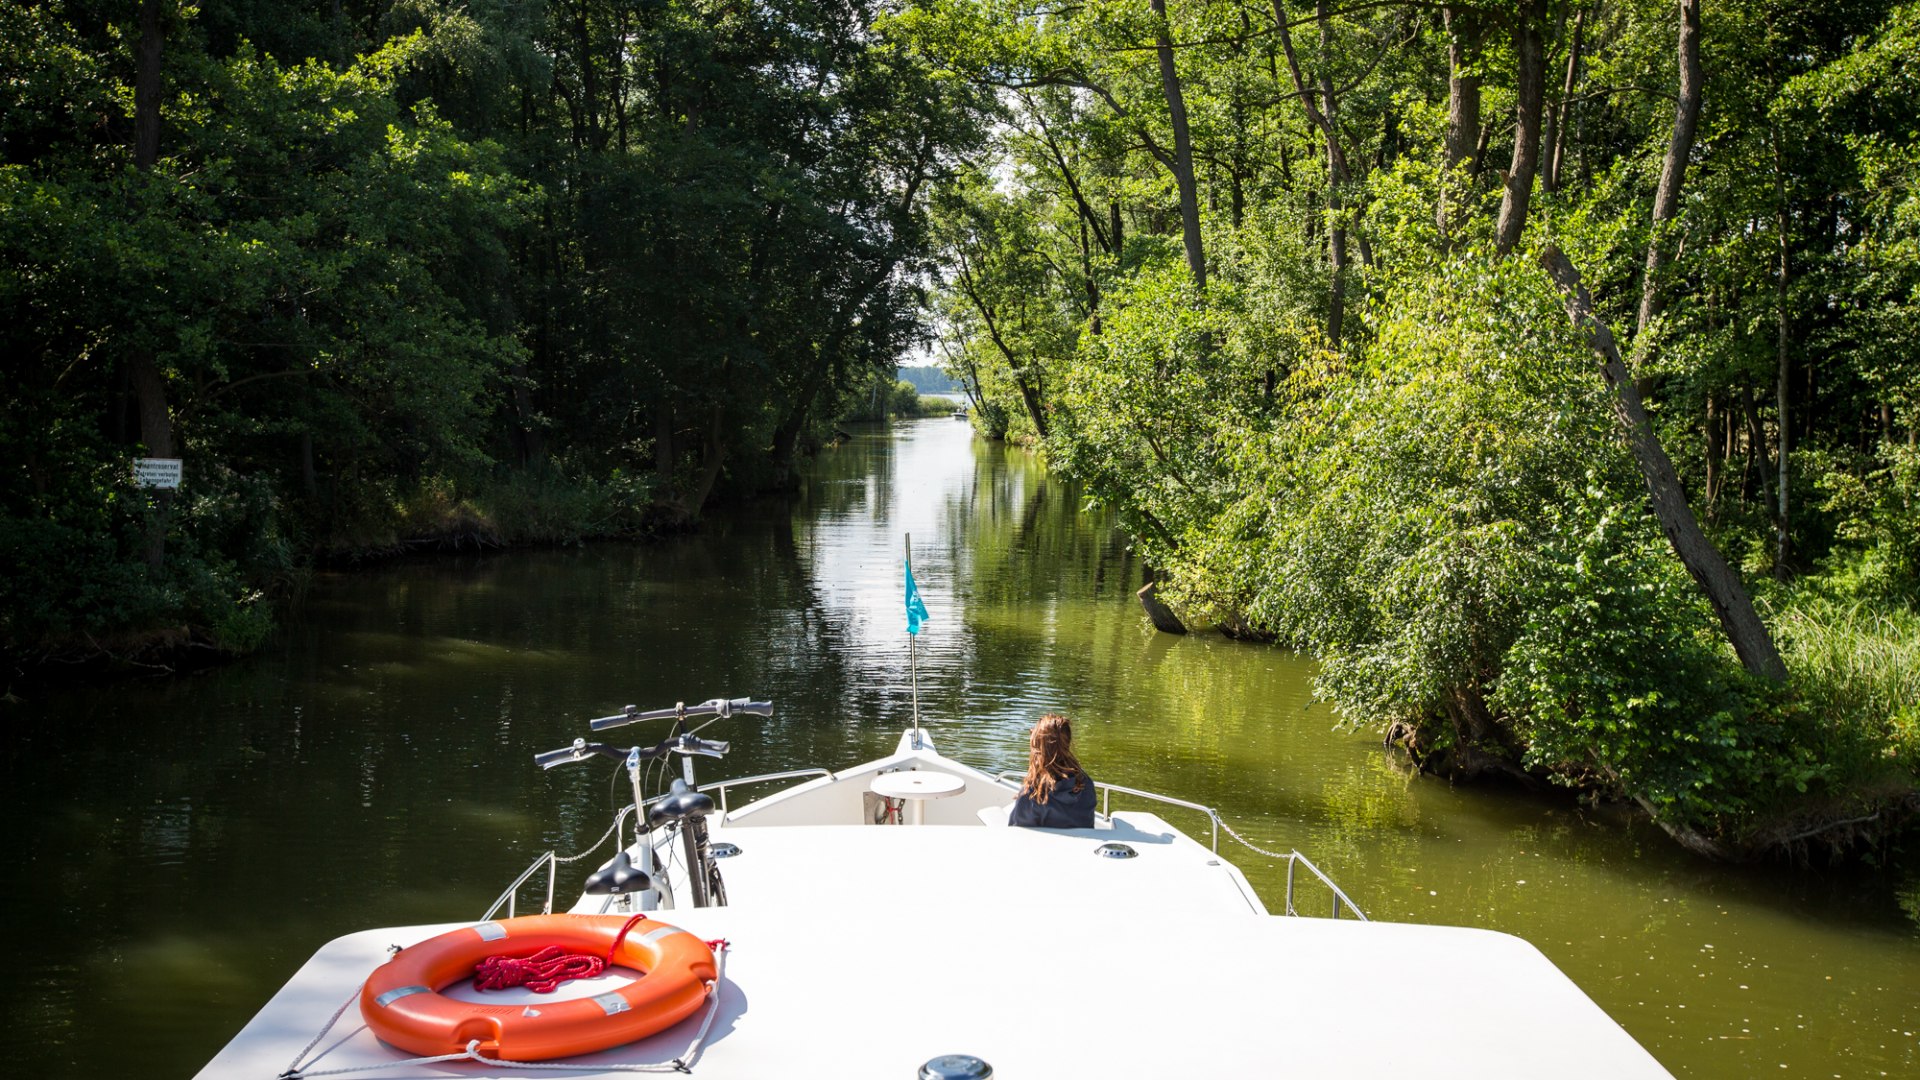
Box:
left=3, top=418, right=1916, bottom=1077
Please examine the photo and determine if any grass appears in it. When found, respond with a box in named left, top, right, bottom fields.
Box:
left=1774, top=595, right=1920, bottom=771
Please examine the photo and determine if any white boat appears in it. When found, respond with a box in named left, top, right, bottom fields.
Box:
left=197, top=699, right=1674, bottom=1079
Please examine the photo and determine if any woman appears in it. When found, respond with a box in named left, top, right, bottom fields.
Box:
left=1009, top=713, right=1097, bottom=828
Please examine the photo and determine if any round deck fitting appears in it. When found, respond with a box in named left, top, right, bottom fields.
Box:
left=920, top=1054, right=993, bottom=1079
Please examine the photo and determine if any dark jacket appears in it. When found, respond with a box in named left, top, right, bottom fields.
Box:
left=1010, top=770, right=1096, bottom=828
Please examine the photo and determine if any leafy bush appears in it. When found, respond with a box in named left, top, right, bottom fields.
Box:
left=1146, top=255, right=1843, bottom=834
left=0, top=462, right=281, bottom=657
left=1495, top=492, right=1819, bottom=826
left=1813, top=445, right=1920, bottom=603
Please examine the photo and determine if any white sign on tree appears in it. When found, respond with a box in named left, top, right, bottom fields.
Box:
left=133, top=457, right=184, bottom=489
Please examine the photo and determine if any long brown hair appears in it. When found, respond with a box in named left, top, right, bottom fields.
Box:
left=1019, top=713, right=1085, bottom=804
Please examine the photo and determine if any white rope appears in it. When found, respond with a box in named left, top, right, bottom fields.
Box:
left=282, top=1045, right=475, bottom=1077
left=555, top=813, right=626, bottom=865
left=458, top=1040, right=687, bottom=1074
left=279, top=944, right=730, bottom=1079
left=1216, top=817, right=1296, bottom=861
left=279, top=983, right=368, bottom=1078
left=675, top=945, right=730, bottom=1070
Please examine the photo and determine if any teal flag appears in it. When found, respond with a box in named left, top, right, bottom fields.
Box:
left=905, top=562, right=929, bottom=635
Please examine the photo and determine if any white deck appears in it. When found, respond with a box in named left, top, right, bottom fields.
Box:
left=196, top=734, right=1674, bottom=1079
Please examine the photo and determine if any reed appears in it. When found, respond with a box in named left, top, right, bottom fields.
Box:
left=1775, top=596, right=1920, bottom=762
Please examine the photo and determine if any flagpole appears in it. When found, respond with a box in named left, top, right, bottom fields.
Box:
left=906, top=532, right=921, bottom=743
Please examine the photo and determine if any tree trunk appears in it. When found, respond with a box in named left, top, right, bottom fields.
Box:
left=1442, top=9, right=1481, bottom=170
left=1317, top=2, right=1351, bottom=342
left=1703, top=394, right=1721, bottom=511
left=133, top=0, right=173, bottom=571
left=1775, top=228, right=1791, bottom=577
left=1032, top=105, right=1113, bottom=254
left=1741, top=383, right=1769, bottom=506
left=768, top=373, right=820, bottom=490
left=1081, top=218, right=1102, bottom=335
left=957, top=260, right=1049, bottom=439
left=681, top=405, right=727, bottom=523
left=1540, top=247, right=1787, bottom=682
left=1010, top=365, right=1050, bottom=441
left=1494, top=1, right=1548, bottom=256
left=135, top=1, right=163, bottom=169
left=654, top=400, right=676, bottom=498
left=1437, top=7, right=1482, bottom=241
left=509, top=362, right=546, bottom=467
left=1771, top=134, right=1793, bottom=578
left=1272, top=0, right=1353, bottom=340
left=1138, top=570, right=1187, bottom=634
left=1546, top=6, right=1586, bottom=192
left=1328, top=221, right=1348, bottom=346
left=330, top=0, right=347, bottom=68
left=1150, top=0, right=1206, bottom=288
left=1635, top=0, right=1702, bottom=342
left=300, top=430, right=317, bottom=500
left=573, top=0, right=601, bottom=149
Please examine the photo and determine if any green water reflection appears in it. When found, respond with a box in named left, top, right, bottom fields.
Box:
left=2, top=419, right=1916, bottom=1078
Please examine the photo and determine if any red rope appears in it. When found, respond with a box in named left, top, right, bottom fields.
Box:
left=607, top=913, right=652, bottom=963
left=473, top=946, right=606, bottom=993
left=472, top=914, right=656, bottom=994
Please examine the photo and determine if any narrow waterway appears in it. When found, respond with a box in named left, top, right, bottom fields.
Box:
left=3, top=418, right=1916, bottom=1078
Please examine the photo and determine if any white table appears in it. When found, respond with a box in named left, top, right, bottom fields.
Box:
left=869, top=771, right=966, bottom=825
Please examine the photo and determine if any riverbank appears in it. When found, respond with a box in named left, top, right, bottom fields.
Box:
left=6, top=418, right=1914, bottom=1080
left=1146, top=573, right=1920, bottom=863
left=0, top=468, right=628, bottom=689
left=2, top=413, right=938, bottom=690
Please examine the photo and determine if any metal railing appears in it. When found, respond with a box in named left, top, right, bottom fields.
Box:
left=481, top=771, right=832, bottom=919
left=1284, top=850, right=1367, bottom=921
left=996, top=770, right=1367, bottom=921
left=695, top=768, right=834, bottom=814
left=482, top=850, right=558, bottom=921
left=484, top=761, right=1365, bottom=922
left=993, top=772, right=1222, bottom=851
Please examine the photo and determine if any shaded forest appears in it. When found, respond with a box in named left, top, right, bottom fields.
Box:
left=2, top=0, right=989, bottom=669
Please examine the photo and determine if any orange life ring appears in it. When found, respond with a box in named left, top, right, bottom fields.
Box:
left=360, top=913, right=717, bottom=1061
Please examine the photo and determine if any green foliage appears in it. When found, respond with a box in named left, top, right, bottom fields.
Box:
left=0, top=463, right=286, bottom=658
left=905, top=0, right=1920, bottom=849
left=2, top=0, right=989, bottom=663
left=1812, top=445, right=1920, bottom=602
left=1050, top=257, right=1245, bottom=561
left=1495, top=493, right=1815, bottom=825
left=5, top=0, right=1916, bottom=849
left=1773, top=595, right=1920, bottom=780
left=837, top=376, right=952, bottom=421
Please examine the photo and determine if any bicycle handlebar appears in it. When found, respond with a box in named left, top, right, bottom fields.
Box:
left=589, top=697, right=773, bottom=732
left=534, top=730, right=734, bottom=770
left=533, top=739, right=630, bottom=770
left=676, top=734, right=730, bottom=758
